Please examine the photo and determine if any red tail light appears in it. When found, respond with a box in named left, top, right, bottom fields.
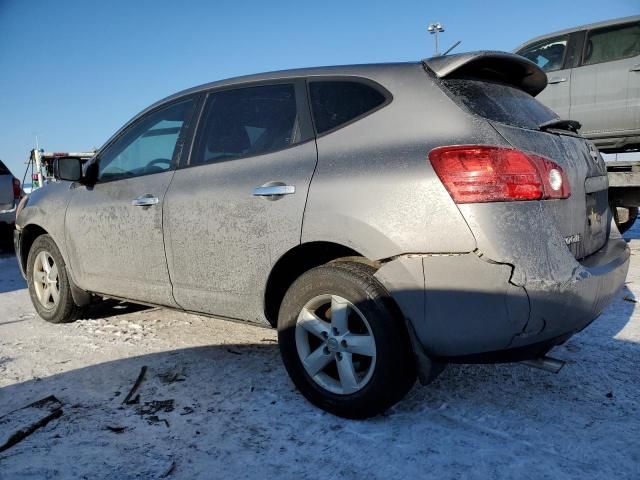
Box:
left=12, top=177, right=22, bottom=200
left=429, top=145, right=570, bottom=204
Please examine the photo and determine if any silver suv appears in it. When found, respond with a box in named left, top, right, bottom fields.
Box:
left=14, top=51, right=630, bottom=418
left=515, top=16, right=640, bottom=152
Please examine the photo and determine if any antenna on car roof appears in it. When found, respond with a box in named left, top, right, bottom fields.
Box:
left=442, top=40, right=462, bottom=56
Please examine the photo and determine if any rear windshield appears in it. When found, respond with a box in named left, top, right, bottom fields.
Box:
left=442, top=78, right=558, bottom=130
left=0, top=160, right=10, bottom=175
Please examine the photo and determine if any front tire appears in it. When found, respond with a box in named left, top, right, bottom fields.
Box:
left=27, top=234, right=83, bottom=323
left=278, top=261, right=416, bottom=419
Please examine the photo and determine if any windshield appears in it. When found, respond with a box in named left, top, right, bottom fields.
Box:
left=442, top=78, right=558, bottom=130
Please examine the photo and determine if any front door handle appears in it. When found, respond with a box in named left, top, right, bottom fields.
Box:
left=630, top=64, right=640, bottom=72
left=548, top=77, right=567, bottom=84
left=131, top=194, right=159, bottom=206
left=252, top=183, right=295, bottom=200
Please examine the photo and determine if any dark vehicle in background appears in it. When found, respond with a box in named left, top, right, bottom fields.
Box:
left=0, top=159, right=22, bottom=250
left=516, top=16, right=640, bottom=232
left=14, top=51, right=630, bottom=418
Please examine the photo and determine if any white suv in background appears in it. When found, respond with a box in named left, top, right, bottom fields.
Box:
left=516, top=16, right=640, bottom=153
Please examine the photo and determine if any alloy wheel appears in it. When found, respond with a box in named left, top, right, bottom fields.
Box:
left=295, top=294, right=377, bottom=395
left=33, top=250, right=60, bottom=310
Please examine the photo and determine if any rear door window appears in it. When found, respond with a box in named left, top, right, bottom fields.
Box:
left=583, top=22, right=640, bottom=65
left=518, top=36, right=569, bottom=72
left=309, top=81, right=387, bottom=134
left=442, top=78, right=558, bottom=130
left=191, top=84, right=299, bottom=165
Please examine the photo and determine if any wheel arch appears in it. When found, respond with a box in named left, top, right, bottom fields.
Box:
left=18, top=224, right=49, bottom=274
left=19, top=223, right=91, bottom=307
left=263, top=241, right=378, bottom=327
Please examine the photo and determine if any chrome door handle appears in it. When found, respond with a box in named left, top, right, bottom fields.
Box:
left=252, top=184, right=295, bottom=198
left=630, top=64, right=640, bottom=72
left=548, top=77, right=567, bottom=84
left=131, top=194, right=159, bottom=206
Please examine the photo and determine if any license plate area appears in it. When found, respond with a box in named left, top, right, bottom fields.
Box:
left=579, top=190, right=609, bottom=259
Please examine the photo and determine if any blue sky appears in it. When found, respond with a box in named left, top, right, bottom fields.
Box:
left=0, top=0, right=638, bottom=177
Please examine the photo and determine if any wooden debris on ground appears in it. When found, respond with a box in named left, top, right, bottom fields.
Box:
left=0, top=396, right=63, bottom=453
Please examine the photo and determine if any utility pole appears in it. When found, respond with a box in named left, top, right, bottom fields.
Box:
left=427, top=22, right=445, bottom=56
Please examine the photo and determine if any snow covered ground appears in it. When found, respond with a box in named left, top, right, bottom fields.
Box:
left=0, top=230, right=639, bottom=479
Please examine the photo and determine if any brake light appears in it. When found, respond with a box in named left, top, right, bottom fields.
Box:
left=12, top=177, right=22, bottom=200
left=429, top=145, right=570, bottom=204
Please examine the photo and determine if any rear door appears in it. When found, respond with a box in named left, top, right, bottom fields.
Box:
left=0, top=161, right=15, bottom=210
left=571, top=20, right=640, bottom=136
left=164, top=81, right=317, bottom=323
left=65, top=97, right=198, bottom=305
left=518, top=35, right=572, bottom=118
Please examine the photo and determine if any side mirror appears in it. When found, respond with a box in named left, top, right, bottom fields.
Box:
left=54, top=157, right=84, bottom=182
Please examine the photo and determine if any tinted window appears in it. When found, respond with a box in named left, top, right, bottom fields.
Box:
left=584, top=22, right=640, bottom=65
left=192, top=84, right=298, bottom=165
left=518, top=36, right=568, bottom=72
left=98, top=99, right=194, bottom=181
left=309, top=81, right=386, bottom=134
left=0, top=160, right=9, bottom=175
left=443, top=79, right=558, bottom=130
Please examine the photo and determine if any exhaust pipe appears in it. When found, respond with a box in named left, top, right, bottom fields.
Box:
left=521, top=355, right=565, bottom=374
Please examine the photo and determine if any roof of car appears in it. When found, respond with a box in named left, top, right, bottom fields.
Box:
left=153, top=62, right=418, bottom=106
left=514, top=15, right=640, bottom=51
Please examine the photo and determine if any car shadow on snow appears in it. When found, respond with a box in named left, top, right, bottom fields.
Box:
left=0, top=285, right=638, bottom=478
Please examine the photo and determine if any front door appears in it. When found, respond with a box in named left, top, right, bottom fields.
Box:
left=164, top=82, right=317, bottom=322
left=65, top=97, right=197, bottom=305
left=518, top=35, right=572, bottom=118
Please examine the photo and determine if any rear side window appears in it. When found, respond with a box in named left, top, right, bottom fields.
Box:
left=584, top=22, right=640, bottom=65
left=442, top=79, right=558, bottom=130
left=518, top=36, right=568, bottom=72
left=191, top=84, right=298, bottom=165
left=0, top=160, right=9, bottom=175
left=309, top=81, right=387, bottom=134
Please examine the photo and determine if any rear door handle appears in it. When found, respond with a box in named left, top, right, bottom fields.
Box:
left=630, top=64, right=640, bottom=72
left=252, top=184, right=295, bottom=199
left=131, top=194, right=159, bottom=206
left=548, top=77, right=567, bottom=84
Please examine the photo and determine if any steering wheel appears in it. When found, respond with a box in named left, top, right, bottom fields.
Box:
left=147, top=158, right=172, bottom=169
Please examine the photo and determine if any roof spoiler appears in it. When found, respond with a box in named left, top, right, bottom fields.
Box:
left=422, top=51, right=547, bottom=96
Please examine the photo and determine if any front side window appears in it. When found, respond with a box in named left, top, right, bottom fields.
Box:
left=584, top=22, right=640, bottom=65
left=98, top=99, right=195, bottom=181
left=191, top=84, right=298, bottom=165
left=518, top=36, right=568, bottom=72
left=309, top=81, right=387, bottom=134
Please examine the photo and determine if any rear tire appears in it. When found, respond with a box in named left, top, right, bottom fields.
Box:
left=27, top=234, right=83, bottom=323
left=614, top=206, right=638, bottom=234
left=277, top=261, right=416, bottom=419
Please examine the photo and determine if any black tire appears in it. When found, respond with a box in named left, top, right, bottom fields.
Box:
left=26, top=234, right=83, bottom=323
left=614, top=206, right=638, bottom=234
left=277, top=261, right=416, bottom=419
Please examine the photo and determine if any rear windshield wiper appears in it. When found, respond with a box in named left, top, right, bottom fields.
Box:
left=539, top=118, right=582, bottom=133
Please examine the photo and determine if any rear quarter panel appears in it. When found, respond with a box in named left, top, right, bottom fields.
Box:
left=302, top=64, right=508, bottom=259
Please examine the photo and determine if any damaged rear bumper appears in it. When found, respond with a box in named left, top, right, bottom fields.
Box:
left=374, top=236, right=630, bottom=360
